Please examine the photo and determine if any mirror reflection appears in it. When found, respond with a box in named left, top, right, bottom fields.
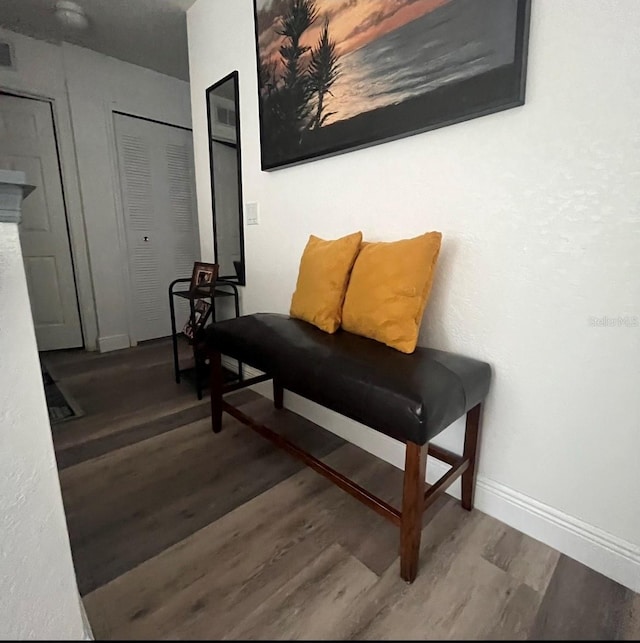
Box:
left=207, top=71, right=245, bottom=284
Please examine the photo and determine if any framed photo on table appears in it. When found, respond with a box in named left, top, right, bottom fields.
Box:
left=189, top=261, right=219, bottom=296
left=183, top=299, right=211, bottom=340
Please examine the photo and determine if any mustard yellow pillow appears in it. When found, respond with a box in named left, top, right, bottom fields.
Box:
left=290, top=231, right=363, bottom=333
left=341, top=232, right=442, bottom=353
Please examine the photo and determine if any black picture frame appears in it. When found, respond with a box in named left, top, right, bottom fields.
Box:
left=253, top=0, right=531, bottom=171
left=182, top=298, right=212, bottom=340
left=189, top=261, right=219, bottom=295
left=206, top=71, right=247, bottom=285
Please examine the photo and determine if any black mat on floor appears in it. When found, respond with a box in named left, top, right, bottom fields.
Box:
left=42, top=365, right=83, bottom=424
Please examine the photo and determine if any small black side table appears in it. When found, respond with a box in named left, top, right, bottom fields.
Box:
left=169, top=277, right=242, bottom=399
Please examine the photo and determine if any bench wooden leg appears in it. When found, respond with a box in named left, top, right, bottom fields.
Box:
left=400, top=441, right=427, bottom=583
left=210, top=350, right=223, bottom=434
left=461, top=403, right=482, bottom=511
left=273, top=378, right=283, bottom=410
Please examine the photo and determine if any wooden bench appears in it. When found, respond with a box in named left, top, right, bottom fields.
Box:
left=205, top=313, right=492, bottom=582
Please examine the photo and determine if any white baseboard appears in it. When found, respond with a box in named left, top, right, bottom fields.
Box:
left=474, top=474, right=640, bottom=593
left=242, top=365, right=640, bottom=593
left=97, top=334, right=130, bottom=353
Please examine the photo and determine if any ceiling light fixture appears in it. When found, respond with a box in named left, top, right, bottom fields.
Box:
left=54, top=1, right=89, bottom=31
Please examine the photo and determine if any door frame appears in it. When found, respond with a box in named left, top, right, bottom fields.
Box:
left=0, top=88, right=98, bottom=349
left=109, top=109, right=198, bottom=347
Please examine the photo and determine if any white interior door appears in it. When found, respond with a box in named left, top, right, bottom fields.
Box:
left=0, top=94, right=83, bottom=350
left=114, top=114, right=199, bottom=342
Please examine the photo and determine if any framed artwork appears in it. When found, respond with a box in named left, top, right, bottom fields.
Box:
left=183, top=299, right=211, bottom=339
left=189, top=261, right=219, bottom=295
left=253, top=0, right=531, bottom=170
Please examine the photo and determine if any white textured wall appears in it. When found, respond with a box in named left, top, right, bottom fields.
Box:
left=188, top=0, right=640, bottom=588
left=0, top=28, right=192, bottom=351
left=0, top=212, right=84, bottom=638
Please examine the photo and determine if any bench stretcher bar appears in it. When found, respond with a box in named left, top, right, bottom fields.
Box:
left=211, top=353, right=482, bottom=583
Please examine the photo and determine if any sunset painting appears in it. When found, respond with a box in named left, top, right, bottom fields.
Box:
left=253, top=0, right=530, bottom=170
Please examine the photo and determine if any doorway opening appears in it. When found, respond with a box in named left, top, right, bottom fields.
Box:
left=0, top=91, right=84, bottom=351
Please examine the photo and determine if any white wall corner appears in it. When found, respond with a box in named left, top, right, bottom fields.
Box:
left=0, top=176, right=85, bottom=639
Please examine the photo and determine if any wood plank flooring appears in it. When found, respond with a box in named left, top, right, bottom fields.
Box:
left=43, top=339, right=640, bottom=640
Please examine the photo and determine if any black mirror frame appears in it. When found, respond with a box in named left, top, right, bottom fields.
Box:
left=206, top=70, right=246, bottom=286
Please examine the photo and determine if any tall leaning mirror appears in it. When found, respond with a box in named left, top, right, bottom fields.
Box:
left=206, top=70, right=245, bottom=285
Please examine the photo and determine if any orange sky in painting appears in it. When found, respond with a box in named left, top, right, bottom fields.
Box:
left=258, top=0, right=450, bottom=67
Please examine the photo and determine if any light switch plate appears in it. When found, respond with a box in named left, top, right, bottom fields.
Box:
left=246, top=202, right=259, bottom=225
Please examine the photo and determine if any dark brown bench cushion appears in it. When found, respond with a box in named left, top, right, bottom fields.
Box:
left=205, top=313, right=491, bottom=445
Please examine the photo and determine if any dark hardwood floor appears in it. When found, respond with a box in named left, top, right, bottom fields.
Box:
left=43, top=339, right=640, bottom=640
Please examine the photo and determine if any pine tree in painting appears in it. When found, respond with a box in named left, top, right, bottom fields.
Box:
left=308, top=17, right=340, bottom=129
left=257, top=0, right=341, bottom=159
left=275, top=0, right=318, bottom=141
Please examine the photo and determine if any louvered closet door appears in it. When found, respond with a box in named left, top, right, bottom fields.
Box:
left=114, top=114, right=199, bottom=342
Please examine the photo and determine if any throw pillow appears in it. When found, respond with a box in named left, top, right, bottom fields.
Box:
left=290, top=231, right=363, bottom=333
left=341, top=232, right=442, bottom=353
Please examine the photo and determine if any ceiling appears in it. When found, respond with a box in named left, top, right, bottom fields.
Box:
left=0, top=0, right=197, bottom=80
